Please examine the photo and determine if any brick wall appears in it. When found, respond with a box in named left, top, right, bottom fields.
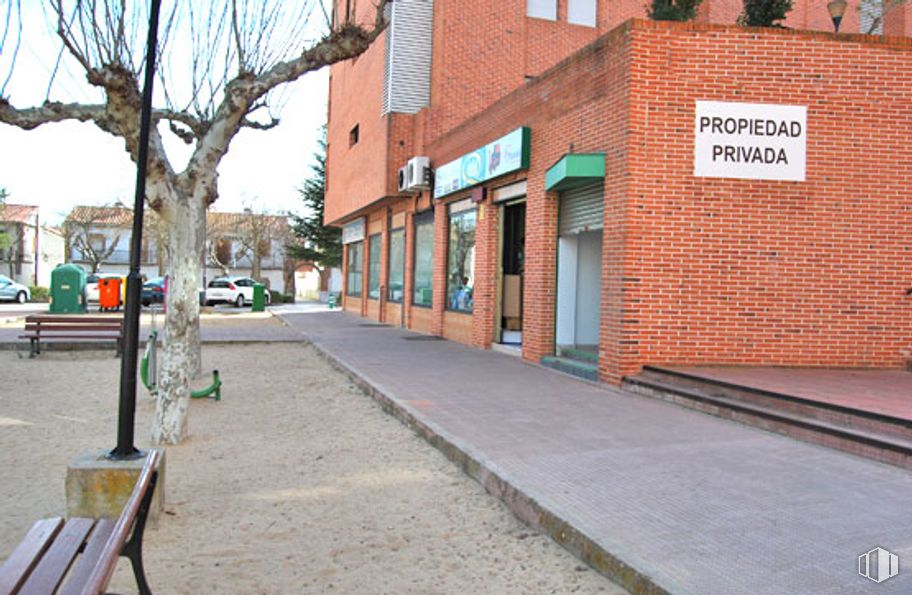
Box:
left=617, top=21, right=912, bottom=379
left=329, top=4, right=912, bottom=379
left=327, top=1, right=896, bottom=226
left=405, top=20, right=912, bottom=377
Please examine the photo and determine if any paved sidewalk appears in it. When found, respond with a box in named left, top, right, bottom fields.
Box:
left=279, top=312, right=912, bottom=595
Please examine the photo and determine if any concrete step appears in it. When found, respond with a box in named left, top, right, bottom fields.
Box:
left=540, top=356, right=599, bottom=382
left=623, top=366, right=912, bottom=470
left=557, top=347, right=599, bottom=364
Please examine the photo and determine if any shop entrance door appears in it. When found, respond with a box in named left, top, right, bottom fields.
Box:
left=555, top=182, right=603, bottom=359
left=499, top=200, right=525, bottom=345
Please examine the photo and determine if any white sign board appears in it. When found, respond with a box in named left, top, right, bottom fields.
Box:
left=694, top=101, right=807, bottom=182
left=342, top=218, right=365, bottom=244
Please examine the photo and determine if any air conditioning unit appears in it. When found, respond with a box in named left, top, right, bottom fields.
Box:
left=397, top=166, right=409, bottom=192
left=405, top=156, right=431, bottom=191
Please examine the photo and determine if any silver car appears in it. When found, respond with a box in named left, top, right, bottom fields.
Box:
left=0, top=274, right=30, bottom=303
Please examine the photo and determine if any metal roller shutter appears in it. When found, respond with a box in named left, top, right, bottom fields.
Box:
left=559, top=182, right=604, bottom=236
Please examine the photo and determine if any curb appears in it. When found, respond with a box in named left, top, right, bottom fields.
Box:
left=300, top=333, right=670, bottom=595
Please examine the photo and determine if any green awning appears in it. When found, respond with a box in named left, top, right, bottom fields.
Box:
left=545, top=153, right=605, bottom=191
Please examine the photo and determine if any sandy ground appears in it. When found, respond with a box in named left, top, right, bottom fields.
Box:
left=0, top=341, right=624, bottom=594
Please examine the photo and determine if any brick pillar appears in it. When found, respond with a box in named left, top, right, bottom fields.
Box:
left=472, top=197, right=498, bottom=349
left=599, top=174, right=627, bottom=385
left=522, top=173, right=558, bottom=363
left=431, top=200, right=448, bottom=336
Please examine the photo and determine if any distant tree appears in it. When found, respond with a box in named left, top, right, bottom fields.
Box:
left=0, top=188, right=9, bottom=252
left=738, top=0, right=793, bottom=27
left=287, top=136, right=341, bottom=292
left=0, top=187, right=21, bottom=277
left=648, top=0, right=704, bottom=21
left=64, top=206, right=124, bottom=274
left=235, top=206, right=291, bottom=283
left=205, top=213, right=247, bottom=277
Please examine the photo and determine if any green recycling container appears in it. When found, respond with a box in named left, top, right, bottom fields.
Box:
left=252, top=283, right=266, bottom=312
left=49, top=264, right=87, bottom=313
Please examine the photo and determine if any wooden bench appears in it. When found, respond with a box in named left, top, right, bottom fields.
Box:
left=0, top=450, right=161, bottom=595
left=19, top=315, right=124, bottom=358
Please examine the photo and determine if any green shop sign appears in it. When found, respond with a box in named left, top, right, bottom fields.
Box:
left=433, top=127, right=531, bottom=199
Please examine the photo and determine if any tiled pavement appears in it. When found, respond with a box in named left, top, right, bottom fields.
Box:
left=278, top=312, right=912, bottom=595
left=665, top=366, right=912, bottom=422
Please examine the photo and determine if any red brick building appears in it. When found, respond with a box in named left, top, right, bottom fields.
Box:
left=325, top=0, right=912, bottom=383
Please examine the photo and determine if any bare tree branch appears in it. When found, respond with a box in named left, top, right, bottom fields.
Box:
left=0, top=98, right=107, bottom=130
left=241, top=115, right=279, bottom=130
left=247, top=1, right=391, bottom=101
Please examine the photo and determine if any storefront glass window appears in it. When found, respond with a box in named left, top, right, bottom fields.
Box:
left=346, top=241, right=363, bottom=297
left=413, top=214, right=434, bottom=307
left=446, top=209, right=476, bottom=313
left=388, top=228, right=405, bottom=302
left=368, top=233, right=381, bottom=300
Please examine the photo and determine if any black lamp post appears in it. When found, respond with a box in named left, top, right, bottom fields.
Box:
left=827, top=0, right=848, bottom=32
left=109, top=0, right=162, bottom=460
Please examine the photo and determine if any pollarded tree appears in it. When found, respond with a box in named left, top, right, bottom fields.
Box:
left=738, top=0, right=793, bottom=27
left=0, top=1, right=390, bottom=444
left=648, top=0, right=704, bottom=21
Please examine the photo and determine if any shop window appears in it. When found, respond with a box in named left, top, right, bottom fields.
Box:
left=388, top=228, right=405, bottom=303
left=346, top=241, right=363, bottom=297
left=412, top=213, right=434, bottom=307
left=446, top=208, right=476, bottom=313
left=568, top=0, right=596, bottom=26
left=367, top=233, right=381, bottom=300
left=527, top=0, right=557, bottom=21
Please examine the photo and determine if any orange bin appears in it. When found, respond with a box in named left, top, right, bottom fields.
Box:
left=99, top=277, right=122, bottom=311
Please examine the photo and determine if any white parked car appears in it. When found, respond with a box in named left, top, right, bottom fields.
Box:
left=85, top=272, right=122, bottom=302
left=0, top=274, right=30, bottom=303
left=205, top=276, right=270, bottom=307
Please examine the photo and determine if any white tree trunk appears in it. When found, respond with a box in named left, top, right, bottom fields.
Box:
left=151, top=185, right=206, bottom=444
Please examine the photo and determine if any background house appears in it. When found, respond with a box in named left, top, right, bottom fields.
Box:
left=64, top=205, right=295, bottom=293
left=0, top=203, right=65, bottom=287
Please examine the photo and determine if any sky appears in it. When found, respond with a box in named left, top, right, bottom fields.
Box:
left=0, top=2, right=331, bottom=225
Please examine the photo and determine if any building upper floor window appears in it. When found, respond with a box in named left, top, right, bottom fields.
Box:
left=568, top=0, right=597, bottom=27
left=527, top=0, right=557, bottom=21
left=349, top=124, right=359, bottom=147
